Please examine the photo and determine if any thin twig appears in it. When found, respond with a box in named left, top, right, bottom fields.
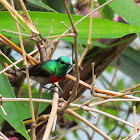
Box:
left=48, top=18, right=54, bottom=37
left=0, top=105, right=7, bottom=116
left=3, top=97, right=140, bottom=105
left=123, top=119, right=140, bottom=140
left=70, top=104, right=134, bottom=128
left=109, top=57, right=120, bottom=90
left=1, top=97, right=52, bottom=103
left=0, top=33, right=38, bottom=65
left=0, top=50, right=19, bottom=70
left=78, top=0, right=94, bottom=66
left=65, top=74, right=139, bottom=99
left=46, top=33, right=75, bottom=39
left=88, top=98, right=140, bottom=107
left=2, top=29, right=31, bottom=37
left=88, top=111, right=96, bottom=118
left=11, top=0, right=36, bottom=137
left=35, top=85, right=43, bottom=121
left=91, top=62, right=95, bottom=85
left=18, top=0, right=33, bottom=23
left=121, top=83, right=140, bottom=93
left=59, top=0, right=114, bottom=38
left=46, top=0, right=114, bottom=59
left=60, top=0, right=80, bottom=111
left=26, top=67, right=36, bottom=140
left=61, top=21, right=72, bottom=32
left=129, top=131, right=140, bottom=140
left=24, top=114, right=50, bottom=126
left=90, top=104, right=105, bottom=139
left=0, top=132, right=9, bottom=140
left=133, top=106, right=138, bottom=140
left=0, top=49, right=38, bottom=76
left=66, top=108, right=112, bottom=140
left=55, top=126, right=91, bottom=140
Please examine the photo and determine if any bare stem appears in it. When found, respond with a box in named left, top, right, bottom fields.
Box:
left=26, top=68, right=36, bottom=140
left=2, top=29, right=31, bottom=37
left=61, top=0, right=80, bottom=111
left=0, top=132, right=9, bottom=140
left=0, top=33, right=38, bottom=65
left=18, top=0, right=33, bottom=23
left=56, top=126, right=90, bottom=140
left=35, top=85, right=43, bottom=121
left=133, top=106, right=138, bottom=140
left=0, top=49, right=38, bottom=76
left=65, top=74, right=139, bottom=99
left=66, top=108, right=112, bottom=140
left=11, top=1, right=36, bottom=138
left=0, top=50, right=19, bottom=70
left=70, top=104, right=134, bottom=128
left=78, top=0, right=94, bottom=66
left=90, top=104, right=105, bottom=139
left=59, top=0, right=114, bottom=37
left=109, top=57, right=120, bottom=90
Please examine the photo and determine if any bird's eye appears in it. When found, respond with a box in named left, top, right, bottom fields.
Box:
left=60, top=60, right=65, bottom=64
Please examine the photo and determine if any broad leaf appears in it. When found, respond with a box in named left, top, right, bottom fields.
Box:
left=26, top=0, right=57, bottom=13
left=107, top=0, right=140, bottom=26
left=0, top=65, right=30, bottom=140
left=0, top=12, right=140, bottom=45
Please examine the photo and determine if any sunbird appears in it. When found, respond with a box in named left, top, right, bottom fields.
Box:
left=28, top=56, right=71, bottom=86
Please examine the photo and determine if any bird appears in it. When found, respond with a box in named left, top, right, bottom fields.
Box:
left=27, top=56, right=71, bottom=86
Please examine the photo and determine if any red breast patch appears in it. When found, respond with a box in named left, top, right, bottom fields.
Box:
left=50, top=75, right=64, bottom=83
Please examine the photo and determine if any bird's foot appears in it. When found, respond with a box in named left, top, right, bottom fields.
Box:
left=51, top=83, right=63, bottom=94
left=42, top=85, right=61, bottom=95
left=59, top=98, right=66, bottom=103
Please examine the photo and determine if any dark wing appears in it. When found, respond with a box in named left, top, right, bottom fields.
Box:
left=29, top=62, right=51, bottom=77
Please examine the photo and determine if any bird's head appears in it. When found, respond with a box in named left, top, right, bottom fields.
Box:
left=57, top=56, right=71, bottom=68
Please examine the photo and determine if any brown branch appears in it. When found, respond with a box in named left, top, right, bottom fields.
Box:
left=60, top=33, right=137, bottom=100
left=0, top=33, right=38, bottom=65
left=65, top=74, right=138, bottom=99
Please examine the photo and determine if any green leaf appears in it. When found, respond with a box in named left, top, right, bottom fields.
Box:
left=43, top=0, right=65, bottom=13
left=0, top=55, right=10, bottom=64
left=108, top=0, right=140, bottom=26
left=73, top=130, right=79, bottom=139
left=98, top=0, right=114, bottom=20
left=0, top=65, right=30, bottom=140
left=116, top=78, right=125, bottom=91
left=1, top=12, right=140, bottom=44
left=0, top=114, right=4, bottom=125
left=26, top=0, right=57, bottom=13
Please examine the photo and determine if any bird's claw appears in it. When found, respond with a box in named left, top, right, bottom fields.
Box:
left=42, top=85, right=61, bottom=95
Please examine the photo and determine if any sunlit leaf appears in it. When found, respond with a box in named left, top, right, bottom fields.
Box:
left=1, top=12, right=140, bottom=45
